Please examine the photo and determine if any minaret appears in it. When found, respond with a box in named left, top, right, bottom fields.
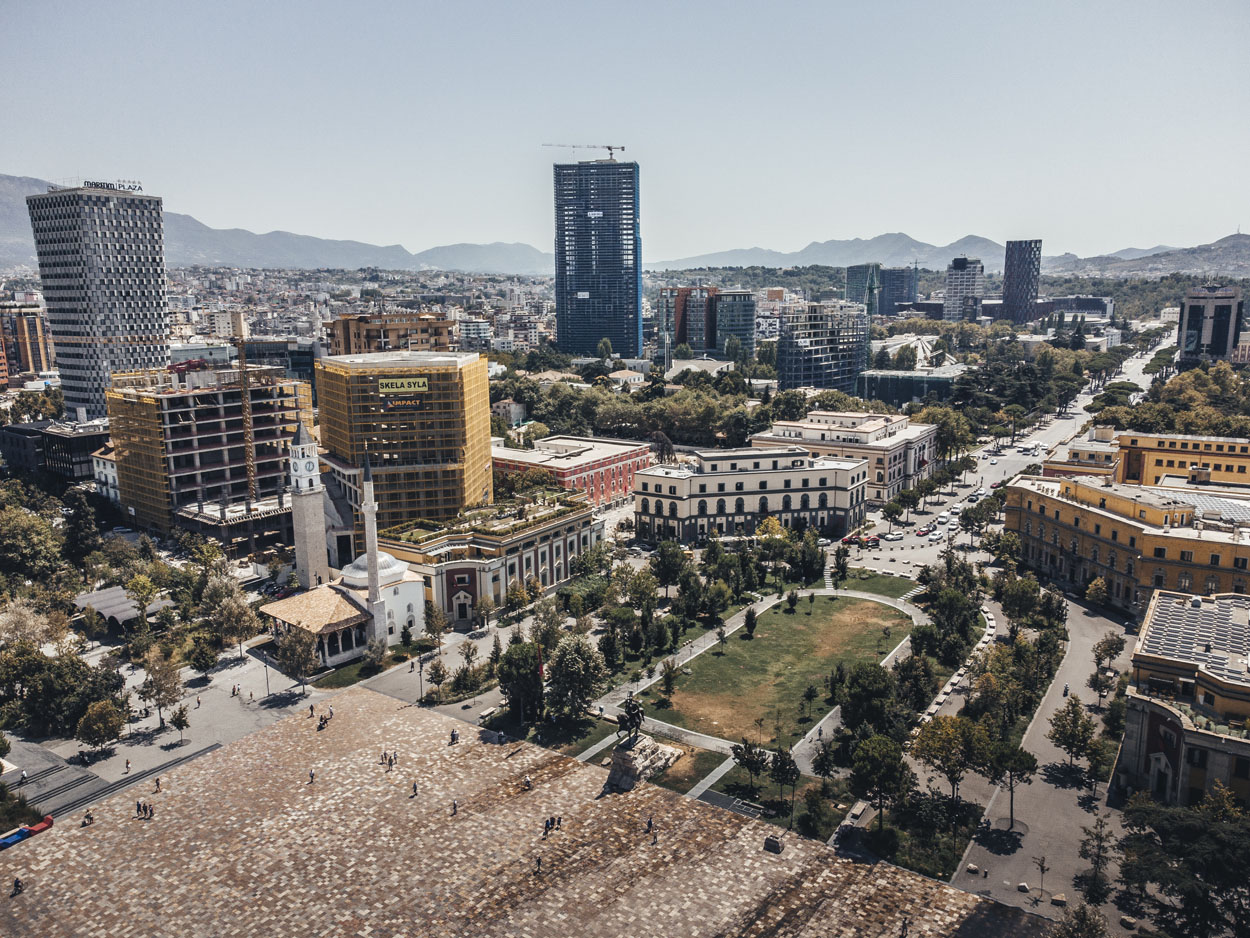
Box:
left=361, top=455, right=386, bottom=641
left=288, top=422, right=329, bottom=590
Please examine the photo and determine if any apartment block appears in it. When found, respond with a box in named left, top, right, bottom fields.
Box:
left=943, top=256, right=985, bottom=322
left=326, top=310, right=455, bottom=356
left=106, top=364, right=313, bottom=553
left=0, top=303, right=54, bottom=379
left=777, top=302, right=868, bottom=392
left=845, top=263, right=881, bottom=310
left=1178, top=283, right=1243, bottom=369
left=316, top=351, right=492, bottom=538
left=1120, top=591, right=1250, bottom=806
left=634, top=446, right=868, bottom=543
left=492, top=435, right=652, bottom=507
left=1002, top=239, right=1042, bottom=323
left=749, top=411, right=936, bottom=505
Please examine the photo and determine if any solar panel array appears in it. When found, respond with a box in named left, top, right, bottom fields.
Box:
left=1143, top=594, right=1250, bottom=687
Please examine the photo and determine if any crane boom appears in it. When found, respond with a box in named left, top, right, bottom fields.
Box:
left=541, top=143, right=625, bottom=160
left=231, top=310, right=257, bottom=503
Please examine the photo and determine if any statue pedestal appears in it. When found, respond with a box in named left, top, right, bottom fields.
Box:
left=604, top=734, right=682, bottom=792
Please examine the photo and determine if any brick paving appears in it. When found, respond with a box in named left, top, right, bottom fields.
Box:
left=0, top=687, right=1046, bottom=938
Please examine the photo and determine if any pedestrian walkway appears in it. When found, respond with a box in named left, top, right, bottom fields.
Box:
left=574, top=731, right=619, bottom=763
left=686, top=755, right=736, bottom=798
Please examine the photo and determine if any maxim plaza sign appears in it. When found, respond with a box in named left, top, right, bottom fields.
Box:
left=84, top=180, right=144, bottom=192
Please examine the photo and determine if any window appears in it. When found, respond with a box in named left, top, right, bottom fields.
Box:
left=1236, top=557, right=1248, bottom=571
left=758, top=481, right=767, bottom=490
left=819, top=477, right=827, bottom=486
left=1129, top=536, right=1137, bottom=548
left=716, top=499, right=726, bottom=514
left=1178, top=572, right=1192, bottom=591
left=1154, top=547, right=1167, bottom=559
left=697, top=500, right=707, bottom=516
left=1186, top=748, right=1208, bottom=768
left=1235, top=757, right=1250, bottom=780
left=668, top=486, right=676, bottom=495
left=641, top=483, right=649, bottom=492
left=782, top=495, right=792, bottom=511
left=758, top=496, right=769, bottom=513
left=698, top=484, right=706, bottom=493
left=1111, top=529, right=1118, bottom=542
left=1180, top=551, right=1194, bottom=563
left=1206, top=576, right=1219, bottom=595
left=640, top=498, right=649, bottom=514
left=1211, top=554, right=1221, bottom=567
left=818, top=492, right=828, bottom=508
left=735, top=481, right=744, bottom=491
left=784, top=479, right=792, bottom=489
left=735, top=497, right=745, bottom=513
left=1095, top=523, right=1101, bottom=535
left=717, top=483, right=725, bottom=492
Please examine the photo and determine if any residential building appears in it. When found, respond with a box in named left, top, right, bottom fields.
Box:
left=664, top=357, right=734, bottom=382
left=492, top=435, right=652, bottom=507
left=749, top=411, right=936, bottom=505
left=878, top=266, right=918, bottom=318
left=459, top=319, right=492, bottom=350
left=1002, top=239, right=1042, bottom=323
left=380, top=489, right=604, bottom=626
left=27, top=183, right=169, bottom=420
left=0, top=303, right=54, bottom=378
left=715, top=289, right=756, bottom=361
left=633, top=446, right=868, bottom=542
left=93, top=441, right=120, bottom=504
left=942, top=256, right=985, bottom=322
left=554, top=160, right=642, bottom=358
left=845, top=263, right=881, bottom=312
left=106, top=363, right=313, bottom=553
left=776, top=302, right=868, bottom=393
left=491, top=398, right=527, bottom=428
left=315, top=351, right=492, bottom=541
left=855, top=363, right=967, bottom=408
left=41, top=418, right=111, bottom=481
left=1178, top=283, right=1243, bottom=369
left=1119, top=591, right=1250, bottom=806
left=0, top=420, right=49, bottom=472
left=326, top=310, right=455, bottom=356
left=607, top=368, right=646, bottom=391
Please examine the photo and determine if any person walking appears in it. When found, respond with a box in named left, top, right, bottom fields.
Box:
left=646, top=815, right=653, bottom=833
left=534, top=857, right=541, bottom=875
left=309, top=703, right=315, bottom=718
left=412, top=781, right=418, bottom=797
left=309, top=769, right=315, bottom=784
left=18, top=770, right=26, bottom=784
left=452, top=800, right=457, bottom=816
left=196, top=696, right=201, bottom=708
left=125, top=759, right=131, bottom=774
left=154, top=777, right=161, bottom=792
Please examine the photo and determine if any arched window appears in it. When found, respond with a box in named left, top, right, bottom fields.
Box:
left=800, top=493, right=810, bottom=510
left=698, top=500, right=707, bottom=515
left=668, top=502, right=677, bottom=517
left=782, top=494, right=792, bottom=511
left=654, top=500, right=663, bottom=515
left=759, top=496, right=769, bottom=513
left=818, top=492, right=828, bottom=508
left=735, top=497, right=745, bottom=513
left=641, top=498, right=650, bottom=515
left=716, top=498, right=726, bottom=514
left=876, top=471, right=884, bottom=482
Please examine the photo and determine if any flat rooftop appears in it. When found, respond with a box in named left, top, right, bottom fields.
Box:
left=0, top=686, right=1045, bottom=938
left=492, top=436, right=649, bottom=469
left=1139, top=592, right=1250, bottom=689
left=321, top=350, right=480, bottom=367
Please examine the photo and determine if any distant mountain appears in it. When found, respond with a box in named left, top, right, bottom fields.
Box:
left=0, top=172, right=555, bottom=275
left=649, top=233, right=1009, bottom=272
left=1108, top=244, right=1178, bottom=261
left=1042, top=235, right=1250, bottom=278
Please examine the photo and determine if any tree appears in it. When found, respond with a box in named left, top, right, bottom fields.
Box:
left=730, top=738, right=771, bottom=796
left=705, top=579, right=731, bottom=625
left=1078, top=813, right=1116, bottom=903
left=75, top=699, right=124, bottom=750
left=199, top=572, right=260, bottom=659
left=364, top=637, right=388, bottom=668
left=273, top=626, right=319, bottom=694
left=1092, top=632, right=1126, bottom=671
left=1087, top=669, right=1114, bottom=709
left=785, top=590, right=799, bottom=613
left=896, top=488, right=919, bottom=523
left=840, top=663, right=895, bottom=732
left=811, top=741, right=837, bottom=788
left=169, top=704, right=190, bottom=745
left=986, top=743, right=1037, bottom=830
left=188, top=637, right=219, bottom=682
left=0, top=599, right=56, bottom=649
left=79, top=605, right=107, bottom=649
left=1084, top=576, right=1109, bottom=607
left=138, top=650, right=182, bottom=727
left=723, top=334, right=744, bottom=366
left=476, top=594, right=497, bottom=629
left=659, top=657, right=678, bottom=697
left=546, top=635, right=608, bottom=717
left=769, top=748, right=801, bottom=827
left=650, top=541, right=688, bottom=598
left=62, top=488, right=103, bottom=569
left=801, top=683, right=819, bottom=722
left=1045, top=904, right=1110, bottom=938
left=1048, top=695, right=1096, bottom=767
left=596, top=337, right=614, bottom=360
left=832, top=545, right=850, bottom=585
left=425, top=604, right=448, bottom=652
left=414, top=653, right=443, bottom=699
left=882, top=501, right=903, bottom=532
left=497, top=642, right=544, bottom=723
left=911, top=715, right=989, bottom=803
left=0, top=505, right=63, bottom=583
left=849, top=734, right=916, bottom=830
left=125, top=574, right=159, bottom=626
left=743, top=606, right=757, bottom=638
left=673, top=342, right=693, bottom=360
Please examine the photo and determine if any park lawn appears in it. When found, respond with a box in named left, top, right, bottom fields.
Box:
left=645, top=741, right=725, bottom=795
left=313, top=658, right=384, bottom=689
left=641, top=596, right=911, bottom=746
left=710, top=765, right=849, bottom=838
left=483, top=709, right=620, bottom=757
left=842, top=568, right=918, bottom=599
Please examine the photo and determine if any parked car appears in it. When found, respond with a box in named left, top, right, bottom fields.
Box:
left=928, top=531, right=944, bottom=542
left=817, top=537, right=832, bottom=547
left=863, top=536, right=880, bottom=548
left=916, top=526, right=933, bottom=537
left=950, top=505, right=962, bottom=516
left=991, top=480, right=1005, bottom=489
left=937, top=512, right=950, bottom=525
left=883, top=531, right=904, bottom=541
left=841, top=535, right=860, bottom=545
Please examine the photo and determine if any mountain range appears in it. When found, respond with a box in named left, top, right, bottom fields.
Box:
left=3, top=171, right=1248, bottom=278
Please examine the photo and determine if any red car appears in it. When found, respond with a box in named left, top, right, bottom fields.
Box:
left=916, top=527, right=932, bottom=537
left=863, top=536, right=881, bottom=548
left=990, top=480, right=1005, bottom=489
left=841, top=535, right=860, bottom=545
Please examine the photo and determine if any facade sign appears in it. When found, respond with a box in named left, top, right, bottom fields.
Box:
left=378, top=375, right=428, bottom=409
left=84, top=180, right=144, bottom=192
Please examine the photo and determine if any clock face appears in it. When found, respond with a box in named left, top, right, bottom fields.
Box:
left=305, top=461, right=315, bottom=473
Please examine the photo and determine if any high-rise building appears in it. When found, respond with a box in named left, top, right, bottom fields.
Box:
left=0, top=303, right=54, bottom=379
left=777, top=302, right=868, bottom=392
left=845, top=263, right=882, bottom=311
left=1002, top=239, right=1042, bottom=323
left=27, top=182, right=169, bottom=420
left=714, top=290, right=756, bottom=361
left=106, top=363, right=313, bottom=552
left=878, top=267, right=918, bottom=318
left=943, top=256, right=985, bottom=322
left=1178, top=283, right=1243, bottom=369
left=315, top=351, right=492, bottom=540
left=326, top=309, right=455, bottom=356
left=554, top=160, right=642, bottom=358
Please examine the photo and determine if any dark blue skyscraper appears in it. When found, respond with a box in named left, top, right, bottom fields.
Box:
left=554, top=160, right=641, bottom=357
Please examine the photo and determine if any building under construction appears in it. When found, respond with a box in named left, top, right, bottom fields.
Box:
left=106, top=362, right=313, bottom=555
left=326, top=309, right=455, bottom=357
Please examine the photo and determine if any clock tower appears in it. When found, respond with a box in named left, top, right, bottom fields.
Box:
left=289, top=422, right=329, bottom=590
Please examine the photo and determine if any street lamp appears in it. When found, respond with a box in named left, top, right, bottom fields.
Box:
left=417, top=659, right=424, bottom=705
left=263, top=663, right=271, bottom=697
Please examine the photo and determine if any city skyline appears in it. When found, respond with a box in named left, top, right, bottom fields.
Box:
left=2, top=1, right=1246, bottom=262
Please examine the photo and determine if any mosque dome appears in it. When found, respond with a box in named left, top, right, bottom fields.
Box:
left=339, top=551, right=408, bottom=589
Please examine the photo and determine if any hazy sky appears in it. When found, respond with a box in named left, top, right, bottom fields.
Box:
left=3, top=0, right=1247, bottom=260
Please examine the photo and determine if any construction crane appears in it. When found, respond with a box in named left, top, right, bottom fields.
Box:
left=542, top=143, right=626, bottom=161
left=231, top=310, right=258, bottom=503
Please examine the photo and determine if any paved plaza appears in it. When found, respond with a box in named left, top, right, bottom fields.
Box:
left=1, top=686, right=1046, bottom=938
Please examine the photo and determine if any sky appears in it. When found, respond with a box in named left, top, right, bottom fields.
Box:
left=3, top=0, right=1248, bottom=261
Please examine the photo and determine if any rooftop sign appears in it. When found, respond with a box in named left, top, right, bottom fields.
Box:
left=84, top=180, right=144, bottom=192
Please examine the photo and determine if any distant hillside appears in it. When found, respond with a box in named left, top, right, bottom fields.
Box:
left=0, top=172, right=554, bottom=275
left=1042, top=235, right=1250, bottom=278
left=648, top=232, right=1009, bottom=272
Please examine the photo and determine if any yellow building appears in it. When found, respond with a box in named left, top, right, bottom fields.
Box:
left=1005, top=475, right=1250, bottom=613
left=1117, top=431, right=1250, bottom=487
left=1120, top=591, right=1250, bottom=806
left=316, top=351, right=492, bottom=540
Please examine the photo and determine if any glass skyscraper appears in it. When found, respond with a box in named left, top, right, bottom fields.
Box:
left=1002, top=239, right=1042, bottom=323
left=553, top=160, right=641, bottom=357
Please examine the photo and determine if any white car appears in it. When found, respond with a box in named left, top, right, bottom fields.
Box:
left=928, top=531, right=944, bottom=542
left=990, top=458, right=998, bottom=465
left=980, top=452, right=989, bottom=459
left=937, top=513, right=950, bottom=525
left=950, top=505, right=962, bottom=516
left=883, top=531, right=904, bottom=541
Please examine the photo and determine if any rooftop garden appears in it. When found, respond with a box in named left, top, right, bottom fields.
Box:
left=380, top=489, right=586, bottom=544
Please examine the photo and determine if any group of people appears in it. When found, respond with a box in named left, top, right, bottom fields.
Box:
left=135, top=800, right=156, bottom=819
left=381, top=748, right=399, bottom=771
left=542, top=815, right=562, bottom=839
